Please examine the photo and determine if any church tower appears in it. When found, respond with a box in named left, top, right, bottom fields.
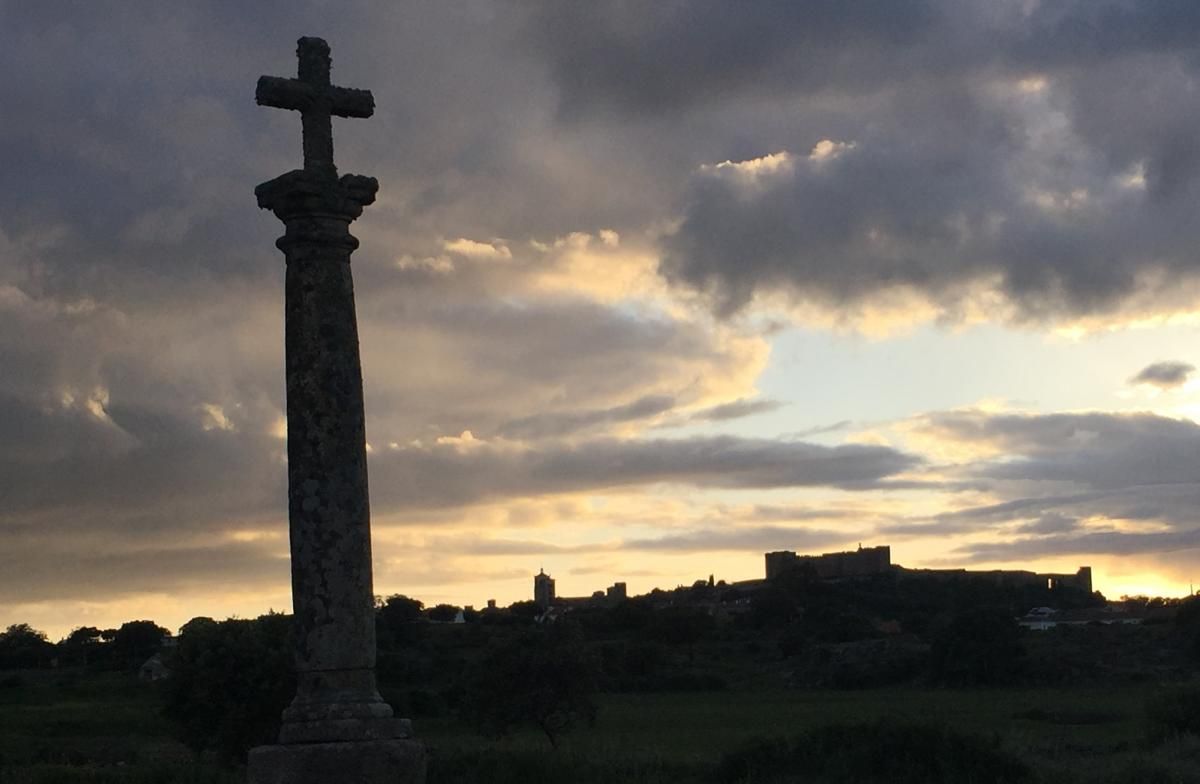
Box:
left=534, top=568, right=556, bottom=609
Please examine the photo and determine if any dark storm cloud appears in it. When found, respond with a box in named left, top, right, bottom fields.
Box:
left=528, top=0, right=1200, bottom=119
left=660, top=117, right=1183, bottom=320
left=370, top=436, right=921, bottom=511
left=1013, top=513, right=1080, bottom=536
left=883, top=483, right=1200, bottom=547
left=958, top=528, right=1200, bottom=562
left=1130, top=361, right=1195, bottom=389
left=523, top=2, right=1200, bottom=322
left=923, top=493, right=1111, bottom=525
left=0, top=540, right=289, bottom=603
left=0, top=396, right=285, bottom=538
left=525, top=1, right=937, bottom=117
left=889, top=408, right=1200, bottom=564
left=921, top=410, right=1200, bottom=488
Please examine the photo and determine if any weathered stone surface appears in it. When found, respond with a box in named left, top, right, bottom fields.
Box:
left=254, top=36, right=423, bottom=778
left=263, top=128, right=392, bottom=748
left=247, top=739, right=426, bottom=784
left=256, top=37, right=375, bottom=178
left=256, top=170, right=378, bottom=224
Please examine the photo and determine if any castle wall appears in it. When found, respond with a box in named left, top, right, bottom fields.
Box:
left=766, top=546, right=1090, bottom=595
left=765, top=546, right=891, bottom=580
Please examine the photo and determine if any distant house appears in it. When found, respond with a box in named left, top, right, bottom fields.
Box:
left=139, top=653, right=170, bottom=682
left=1018, top=605, right=1144, bottom=630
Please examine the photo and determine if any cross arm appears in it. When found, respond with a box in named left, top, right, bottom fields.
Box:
left=329, top=86, right=374, bottom=119
left=257, top=76, right=311, bottom=111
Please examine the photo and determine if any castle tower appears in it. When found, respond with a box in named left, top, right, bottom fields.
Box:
left=534, top=568, right=556, bottom=609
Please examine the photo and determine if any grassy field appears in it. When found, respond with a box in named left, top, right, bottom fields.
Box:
left=2, top=670, right=1198, bottom=783
left=420, top=685, right=1200, bottom=783
left=0, top=670, right=230, bottom=784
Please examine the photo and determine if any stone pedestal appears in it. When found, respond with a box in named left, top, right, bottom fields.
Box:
left=247, top=739, right=427, bottom=784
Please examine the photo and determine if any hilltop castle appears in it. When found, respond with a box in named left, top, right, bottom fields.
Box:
left=764, top=544, right=1092, bottom=594
left=523, top=545, right=1093, bottom=615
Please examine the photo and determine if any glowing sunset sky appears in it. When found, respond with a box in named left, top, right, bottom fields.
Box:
left=4, top=2, right=1200, bottom=639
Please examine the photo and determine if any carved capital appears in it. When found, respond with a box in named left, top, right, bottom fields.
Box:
left=256, top=169, right=379, bottom=223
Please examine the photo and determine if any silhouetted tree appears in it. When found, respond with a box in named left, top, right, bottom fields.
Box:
left=377, top=595, right=425, bottom=648
left=58, top=626, right=103, bottom=666
left=1174, top=595, right=1200, bottom=662
left=379, top=594, right=424, bottom=626
left=928, top=608, right=1026, bottom=686
left=0, top=624, right=55, bottom=669
left=508, top=600, right=541, bottom=620
left=652, top=606, right=716, bottom=662
left=427, top=604, right=461, bottom=623
left=178, top=617, right=218, bottom=638
left=459, top=625, right=598, bottom=748
left=596, top=639, right=666, bottom=690
left=163, top=613, right=293, bottom=762
left=110, top=620, right=170, bottom=670
left=605, top=597, right=655, bottom=633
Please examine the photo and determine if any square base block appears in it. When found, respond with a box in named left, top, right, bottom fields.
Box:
left=248, top=738, right=426, bottom=784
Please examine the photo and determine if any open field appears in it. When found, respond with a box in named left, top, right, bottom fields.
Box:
left=3, top=669, right=1198, bottom=783
left=420, top=686, right=1200, bottom=783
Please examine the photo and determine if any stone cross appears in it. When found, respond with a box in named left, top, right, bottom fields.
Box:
left=247, top=37, right=425, bottom=784
left=256, top=37, right=375, bottom=176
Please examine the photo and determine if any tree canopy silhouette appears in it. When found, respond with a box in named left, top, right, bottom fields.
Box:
left=458, top=624, right=598, bottom=748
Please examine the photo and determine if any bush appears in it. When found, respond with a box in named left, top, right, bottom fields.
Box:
left=1146, top=687, right=1200, bottom=744
left=928, top=608, right=1026, bottom=686
left=458, top=624, right=599, bottom=747
left=597, top=640, right=666, bottom=691
left=109, top=620, right=171, bottom=671
left=715, top=722, right=1032, bottom=784
left=162, top=614, right=293, bottom=763
left=0, top=624, right=55, bottom=669
left=1175, top=596, right=1200, bottom=662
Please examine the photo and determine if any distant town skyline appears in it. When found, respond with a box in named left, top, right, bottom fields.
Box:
left=4, top=3, right=1200, bottom=640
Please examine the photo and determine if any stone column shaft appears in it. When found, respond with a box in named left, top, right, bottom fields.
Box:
left=255, top=171, right=402, bottom=745
left=283, top=213, right=373, bottom=677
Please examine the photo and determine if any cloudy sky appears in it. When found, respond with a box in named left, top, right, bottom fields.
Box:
left=4, top=1, right=1200, bottom=638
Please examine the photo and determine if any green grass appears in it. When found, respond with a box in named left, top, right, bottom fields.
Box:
left=1, top=670, right=1197, bottom=783
left=420, top=685, right=1198, bottom=782
left=0, top=671, right=234, bottom=784
left=423, top=686, right=1150, bottom=758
